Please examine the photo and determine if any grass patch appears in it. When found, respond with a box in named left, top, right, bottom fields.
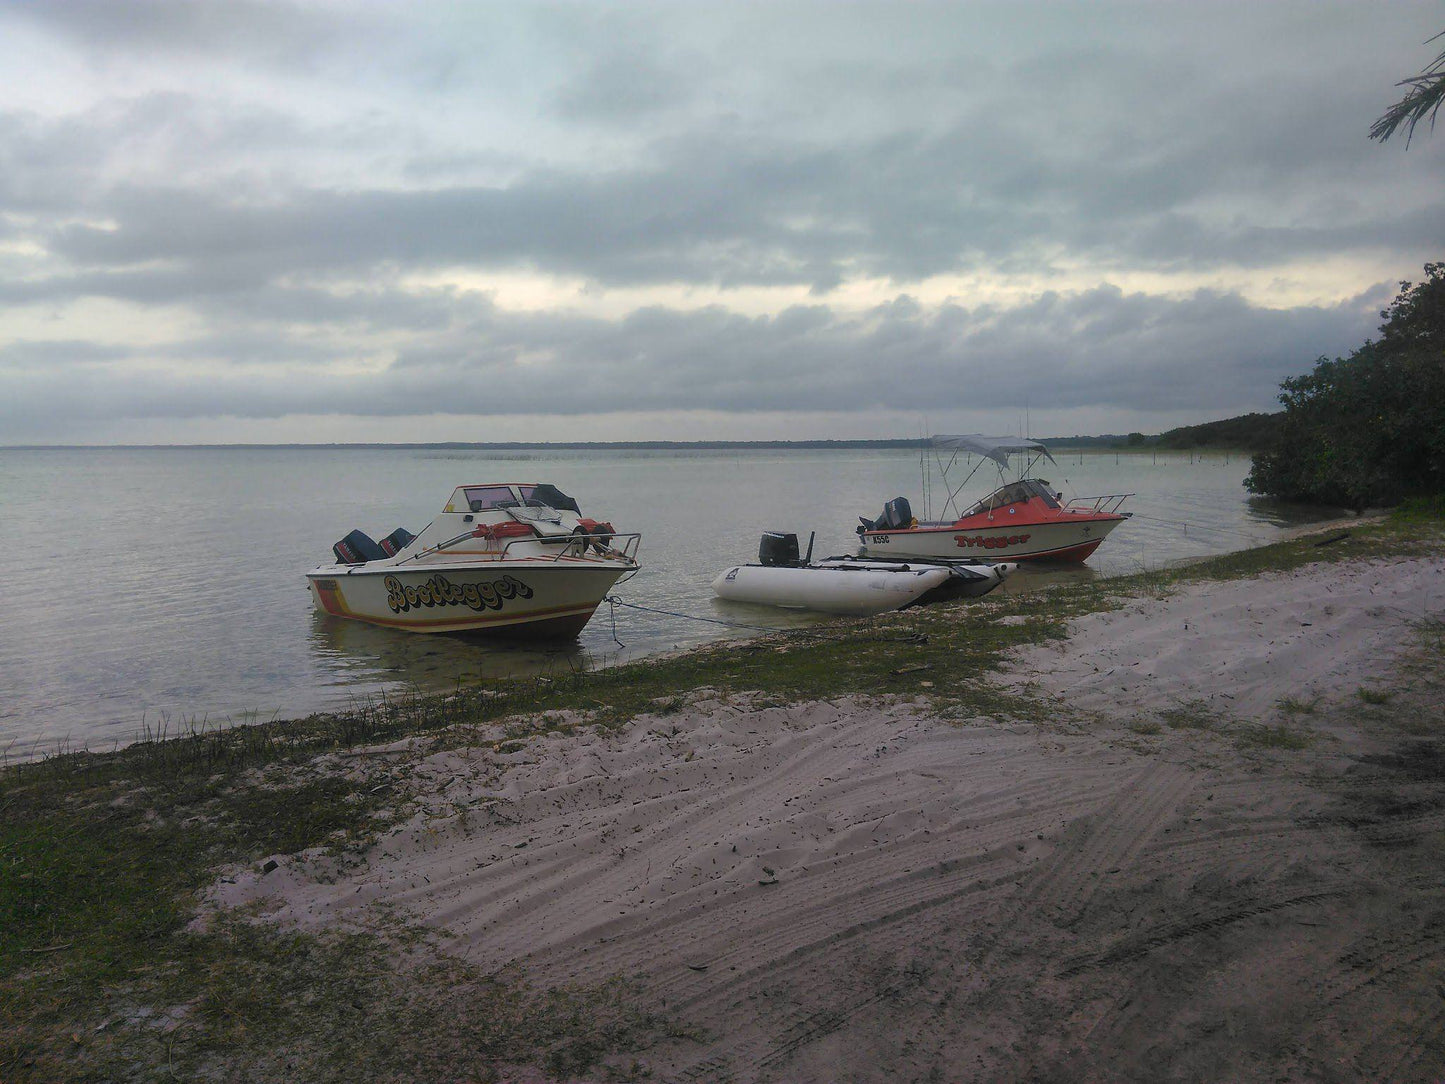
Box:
left=1276, top=695, right=1322, bottom=716
left=1237, top=724, right=1312, bottom=751
left=5, top=913, right=690, bottom=1083
left=1357, top=687, right=1393, bottom=706
left=1158, top=699, right=1220, bottom=731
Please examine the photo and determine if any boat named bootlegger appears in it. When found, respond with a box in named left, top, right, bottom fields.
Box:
left=307, top=483, right=639, bottom=637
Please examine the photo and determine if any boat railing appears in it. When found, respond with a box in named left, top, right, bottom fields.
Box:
left=1064, top=493, right=1133, bottom=516
left=396, top=528, right=641, bottom=566
left=501, top=530, right=642, bottom=564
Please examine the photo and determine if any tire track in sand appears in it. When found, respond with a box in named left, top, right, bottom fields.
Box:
left=662, top=757, right=1195, bottom=1080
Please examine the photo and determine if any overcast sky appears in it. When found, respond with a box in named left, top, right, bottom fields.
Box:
left=1, top=1, right=1441, bottom=444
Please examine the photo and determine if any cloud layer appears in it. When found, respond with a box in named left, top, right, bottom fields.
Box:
left=1, top=1, right=1441, bottom=442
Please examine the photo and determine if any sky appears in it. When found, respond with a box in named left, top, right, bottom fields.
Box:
left=1, top=1, right=1442, bottom=445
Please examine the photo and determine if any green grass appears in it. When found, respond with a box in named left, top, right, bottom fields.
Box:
left=1276, top=695, right=1322, bottom=716
left=1158, top=699, right=1221, bottom=731
left=3, top=505, right=1441, bottom=1081
left=1236, top=724, right=1312, bottom=751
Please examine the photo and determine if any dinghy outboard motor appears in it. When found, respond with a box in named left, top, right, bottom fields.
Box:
left=759, top=531, right=800, bottom=567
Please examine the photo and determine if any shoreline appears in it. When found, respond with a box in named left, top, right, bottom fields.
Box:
left=5, top=514, right=1443, bottom=1082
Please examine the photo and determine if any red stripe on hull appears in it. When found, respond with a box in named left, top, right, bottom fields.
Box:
left=1013, top=538, right=1105, bottom=563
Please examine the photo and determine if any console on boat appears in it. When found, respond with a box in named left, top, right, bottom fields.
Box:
left=307, top=483, right=639, bottom=638
left=857, top=435, right=1132, bottom=563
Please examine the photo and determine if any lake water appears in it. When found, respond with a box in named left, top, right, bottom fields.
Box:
left=0, top=445, right=1329, bottom=756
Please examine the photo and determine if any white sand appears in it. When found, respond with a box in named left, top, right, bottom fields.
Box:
left=205, top=555, right=1445, bottom=1082
left=998, top=556, right=1442, bottom=720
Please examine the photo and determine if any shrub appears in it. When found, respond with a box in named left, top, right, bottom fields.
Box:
left=1246, top=263, right=1445, bottom=508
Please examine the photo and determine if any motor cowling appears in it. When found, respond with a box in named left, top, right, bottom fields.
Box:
left=333, top=528, right=386, bottom=564
left=379, top=527, right=414, bottom=556
left=759, top=531, right=800, bottom=567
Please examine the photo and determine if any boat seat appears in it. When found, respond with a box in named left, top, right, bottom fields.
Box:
left=505, top=501, right=572, bottom=536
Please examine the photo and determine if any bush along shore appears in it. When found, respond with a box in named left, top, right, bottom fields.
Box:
left=3, top=504, right=1443, bottom=1083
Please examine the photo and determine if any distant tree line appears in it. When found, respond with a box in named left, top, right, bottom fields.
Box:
left=1043, top=415, right=1281, bottom=453
left=1152, top=414, right=1282, bottom=451
left=1244, top=263, right=1445, bottom=510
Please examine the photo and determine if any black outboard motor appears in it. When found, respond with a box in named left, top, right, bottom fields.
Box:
left=758, top=531, right=800, bottom=567
left=379, top=527, right=415, bottom=556
left=858, top=496, right=914, bottom=533
left=333, top=529, right=388, bottom=565
left=882, top=496, right=913, bottom=529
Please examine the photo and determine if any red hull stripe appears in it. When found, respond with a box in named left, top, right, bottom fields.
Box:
left=1013, top=538, right=1104, bottom=562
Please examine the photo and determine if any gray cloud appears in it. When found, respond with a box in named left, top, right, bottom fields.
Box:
left=0, top=1, right=1439, bottom=441
left=0, top=285, right=1377, bottom=427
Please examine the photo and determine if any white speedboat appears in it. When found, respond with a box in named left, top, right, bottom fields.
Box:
left=858, top=435, right=1132, bottom=563
left=306, top=483, right=639, bottom=638
left=713, top=532, right=1013, bottom=616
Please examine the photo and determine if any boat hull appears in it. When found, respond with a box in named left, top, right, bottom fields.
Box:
left=307, top=560, right=631, bottom=637
left=858, top=515, right=1125, bottom=563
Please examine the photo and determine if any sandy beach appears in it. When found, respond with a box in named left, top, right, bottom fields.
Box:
left=205, top=555, right=1445, bottom=1082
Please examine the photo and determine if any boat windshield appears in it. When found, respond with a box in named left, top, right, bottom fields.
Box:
left=464, top=485, right=517, bottom=511
left=961, top=478, right=1061, bottom=516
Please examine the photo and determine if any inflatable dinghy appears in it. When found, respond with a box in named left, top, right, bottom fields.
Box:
left=712, top=532, right=1013, bottom=616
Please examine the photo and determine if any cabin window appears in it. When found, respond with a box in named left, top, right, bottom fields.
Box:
left=464, top=485, right=516, bottom=511
left=1027, top=479, right=1062, bottom=508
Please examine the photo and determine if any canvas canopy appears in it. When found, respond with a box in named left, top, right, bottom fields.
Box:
left=930, top=434, right=1056, bottom=468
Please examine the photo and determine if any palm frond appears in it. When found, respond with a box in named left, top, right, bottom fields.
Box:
left=1371, top=32, right=1445, bottom=146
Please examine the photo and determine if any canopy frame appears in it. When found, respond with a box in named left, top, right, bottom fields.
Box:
left=927, top=434, right=1056, bottom=520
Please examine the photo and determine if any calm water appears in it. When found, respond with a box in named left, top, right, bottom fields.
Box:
left=0, top=445, right=1328, bottom=755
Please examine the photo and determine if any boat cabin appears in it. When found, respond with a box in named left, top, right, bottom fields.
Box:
left=956, top=478, right=1062, bottom=520
left=443, top=483, right=581, bottom=515
left=329, top=482, right=615, bottom=567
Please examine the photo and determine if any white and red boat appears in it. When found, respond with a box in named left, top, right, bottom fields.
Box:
left=307, top=483, right=639, bottom=638
left=857, top=435, right=1131, bottom=563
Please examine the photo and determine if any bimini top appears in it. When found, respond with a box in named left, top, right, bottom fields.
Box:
left=931, top=434, right=1057, bottom=468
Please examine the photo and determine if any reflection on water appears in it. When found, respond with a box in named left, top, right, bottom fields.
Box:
left=0, top=445, right=1345, bottom=753
left=308, top=611, right=596, bottom=692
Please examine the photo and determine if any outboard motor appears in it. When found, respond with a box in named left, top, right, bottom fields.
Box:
left=379, top=527, right=415, bottom=556
left=758, top=531, right=800, bottom=567
left=882, top=496, right=913, bottom=529
left=333, top=529, right=388, bottom=565
left=859, top=496, right=914, bottom=533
